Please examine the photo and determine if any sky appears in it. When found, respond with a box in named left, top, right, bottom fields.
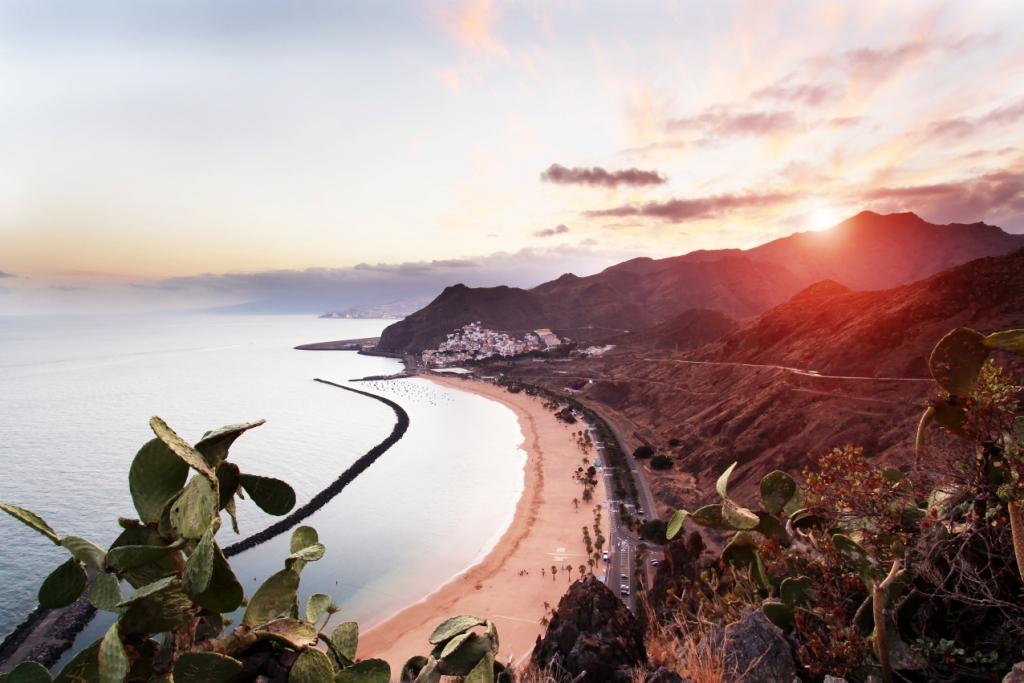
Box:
left=1, top=0, right=1023, bottom=314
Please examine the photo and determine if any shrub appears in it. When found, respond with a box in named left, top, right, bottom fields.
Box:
left=634, top=446, right=654, bottom=459
left=650, top=455, right=672, bottom=470
left=640, top=519, right=668, bottom=544
left=660, top=326, right=1024, bottom=682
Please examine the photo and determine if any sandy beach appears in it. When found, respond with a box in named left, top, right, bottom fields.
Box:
left=357, top=375, right=610, bottom=671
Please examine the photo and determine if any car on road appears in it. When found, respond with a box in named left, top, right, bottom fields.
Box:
left=602, top=550, right=609, bottom=562
left=620, top=574, right=628, bottom=583
left=619, top=585, right=630, bottom=596
left=650, top=558, right=659, bottom=566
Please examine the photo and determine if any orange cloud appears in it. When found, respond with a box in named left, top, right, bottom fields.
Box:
left=436, top=68, right=462, bottom=94
left=436, top=0, right=507, bottom=57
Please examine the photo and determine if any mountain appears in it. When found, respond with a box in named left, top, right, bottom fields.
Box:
left=742, top=211, right=1024, bottom=289
left=377, top=211, right=1024, bottom=354
left=320, top=297, right=431, bottom=320
left=617, top=248, right=1024, bottom=506
left=695, top=247, right=1024, bottom=378
left=642, top=309, right=739, bottom=351
left=495, top=247, right=1024, bottom=513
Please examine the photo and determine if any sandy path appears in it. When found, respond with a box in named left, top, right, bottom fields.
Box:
left=357, top=376, right=609, bottom=671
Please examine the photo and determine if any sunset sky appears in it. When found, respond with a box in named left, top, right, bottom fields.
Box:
left=1, top=0, right=1023, bottom=313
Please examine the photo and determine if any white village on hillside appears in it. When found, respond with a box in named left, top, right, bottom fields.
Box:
left=421, top=322, right=563, bottom=366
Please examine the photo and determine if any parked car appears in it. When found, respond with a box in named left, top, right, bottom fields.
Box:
left=602, top=550, right=609, bottom=562
left=650, top=558, right=659, bottom=566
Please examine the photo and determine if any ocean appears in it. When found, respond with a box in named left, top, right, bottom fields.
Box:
left=0, top=314, right=526, bottom=657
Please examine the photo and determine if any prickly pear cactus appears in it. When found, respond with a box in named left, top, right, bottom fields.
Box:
left=1, top=416, right=504, bottom=683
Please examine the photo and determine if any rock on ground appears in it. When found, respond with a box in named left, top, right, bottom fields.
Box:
left=1004, top=661, right=1024, bottom=683
left=530, top=576, right=647, bottom=682
left=698, top=608, right=796, bottom=683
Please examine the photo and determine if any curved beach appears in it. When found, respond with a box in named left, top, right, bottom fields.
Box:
left=357, top=375, right=610, bottom=670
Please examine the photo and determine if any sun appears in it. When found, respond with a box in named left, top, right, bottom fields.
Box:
left=806, top=205, right=846, bottom=232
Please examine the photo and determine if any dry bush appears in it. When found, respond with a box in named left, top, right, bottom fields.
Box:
left=642, top=592, right=725, bottom=683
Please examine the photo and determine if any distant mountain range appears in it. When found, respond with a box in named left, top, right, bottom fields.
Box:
left=320, top=297, right=431, bottom=320
left=377, top=211, right=1024, bottom=354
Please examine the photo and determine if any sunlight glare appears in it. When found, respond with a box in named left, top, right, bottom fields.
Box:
left=807, top=206, right=845, bottom=232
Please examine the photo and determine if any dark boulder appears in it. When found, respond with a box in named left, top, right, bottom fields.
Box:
left=698, top=608, right=795, bottom=683
left=531, top=576, right=646, bottom=682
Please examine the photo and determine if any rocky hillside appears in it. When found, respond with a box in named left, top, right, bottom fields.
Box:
left=641, top=309, right=739, bottom=351
left=377, top=211, right=1024, bottom=354
left=501, top=248, right=1024, bottom=513
left=696, top=247, right=1024, bottom=378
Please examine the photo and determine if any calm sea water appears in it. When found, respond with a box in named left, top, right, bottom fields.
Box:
left=0, top=314, right=525, bottom=653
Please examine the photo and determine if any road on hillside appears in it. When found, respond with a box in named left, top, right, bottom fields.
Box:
left=639, top=357, right=933, bottom=383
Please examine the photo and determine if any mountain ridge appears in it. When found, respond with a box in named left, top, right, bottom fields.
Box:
left=377, top=211, right=1024, bottom=354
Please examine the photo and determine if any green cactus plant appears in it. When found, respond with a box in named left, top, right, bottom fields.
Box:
left=394, top=615, right=503, bottom=683
left=666, top=463, right=799, bottom=542
left=0, top=416, right=503, bottom=683
left=915, top=327, right=1024, bottom=585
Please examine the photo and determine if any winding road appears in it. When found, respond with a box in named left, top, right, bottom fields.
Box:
left=638, top=357, right=934, bottom=383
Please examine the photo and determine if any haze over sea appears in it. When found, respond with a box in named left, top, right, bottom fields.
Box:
left=0, top=314, right=526, bottom=646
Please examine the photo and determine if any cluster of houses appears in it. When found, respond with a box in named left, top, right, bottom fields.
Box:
left=576, top=344, right=616, bottom=357
left=420, top=322, right=562, bottom=367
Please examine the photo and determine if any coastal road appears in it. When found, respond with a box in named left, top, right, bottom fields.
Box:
left=587, top=417, right=661, bottom=613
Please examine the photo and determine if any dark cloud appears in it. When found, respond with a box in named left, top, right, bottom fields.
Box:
left=957, top=147, right=1017, bottom=161
left=827, top=116, right=864, bottom=127
left=861, top=169, right=1024, bottom=228
left=843, top=41, right=932, bottom=78
left=585, top=191, right=795, bottom=224
left=540, top=163, right=666, bottom=187
left=352, top=258, right=478, bottom=274
left=665, top=109, right=798, bottom=141
left=799, top=34, right=990, bottom=83
left=0, top=270, right=15, bottom=278
left=533, top=223, right=570, bottom=238
left=138, top=245, right=640, bottom=314
left=753, top=80, right=838, bottom=107
left=926, top=99, right=1024, bottom=141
